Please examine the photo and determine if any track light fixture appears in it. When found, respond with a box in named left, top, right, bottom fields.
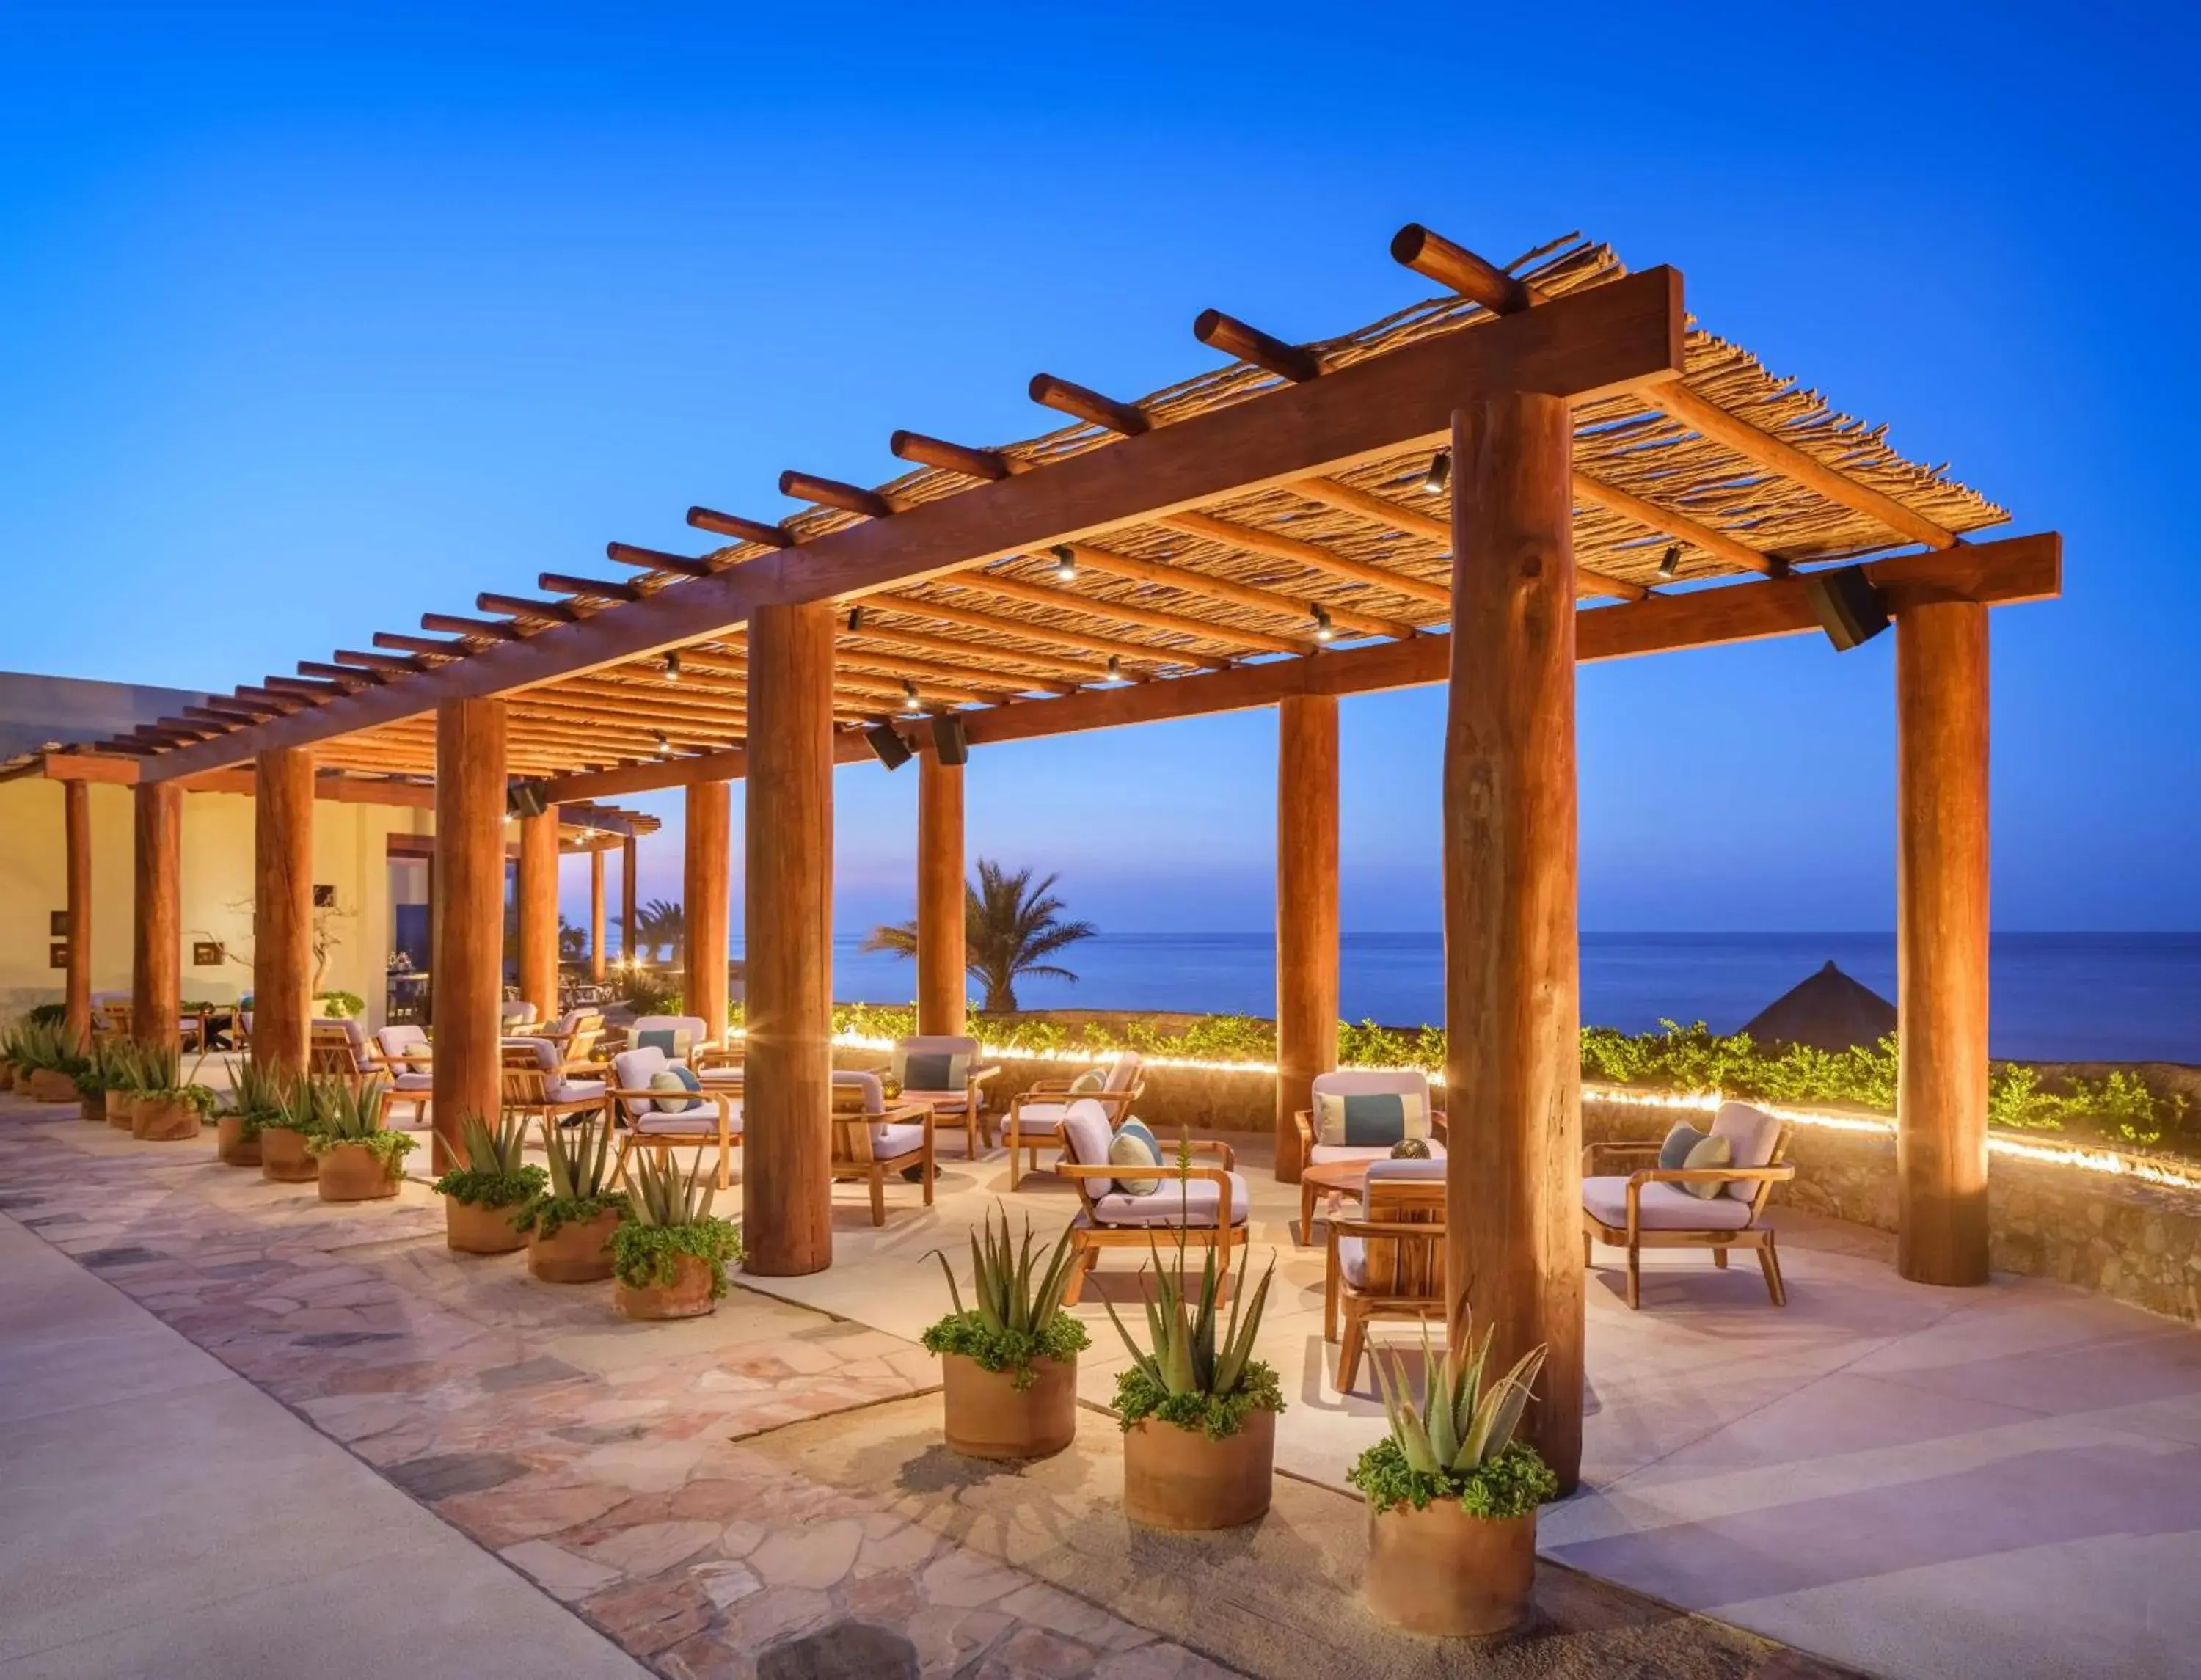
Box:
left=1312, top=604, right=1335, bottom=643
left=1051, top=544, right=1077, bottom=582
left=664, top=650, right=682, bottom=682
left=653, top=730, right=671, bottom=758
left=1422, top=450, right=1451, bottom=494
left=846, top=605, right=863, bottom=632
left=900, top=680, right=923, bottom=716
left=1657, top=544, right=1681, bottom=581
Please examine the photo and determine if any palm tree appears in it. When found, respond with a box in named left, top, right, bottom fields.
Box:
left=634, top=899, right=685, bottom=963
left=861, top=858, right=1097, bottom=1013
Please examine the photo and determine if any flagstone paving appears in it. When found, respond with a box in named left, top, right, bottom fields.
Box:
left=0, top=1100, right=1855, bottom=1679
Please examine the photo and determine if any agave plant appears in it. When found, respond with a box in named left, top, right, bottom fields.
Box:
left=313, top=1075, right=390, bottom=1142
left=73, top=1037, right=135, bottom=1095
left=609, top=1150, right=743, bottom=1294
left=432, top=1112, right=548, bottom=1210
left=626, top=1148, right=716, bottom=1228
left=8, top=1019, right=88, bottom=1076
left=229, top=1057, right=294, bottom=1125
left=136, top=1040, right=183, bottom=1096
left=919, top=1206, right=1090, bottom=1389
left=1103, top=1237, right=1282, bottom=1438
left=515, top=1115, right=627, bottom=1237
left=1348, top=1321, right=1558, bottom=1521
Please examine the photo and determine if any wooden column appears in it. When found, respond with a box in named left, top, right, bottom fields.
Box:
left=517, top=801, right=561, bottom=1017
left=916, top=748, right=966, bottom=1035
left=621, top=836, right=638, bottom=967
left=62, top=780, right=90, bottom=1048
left=685, top=781, right=731, bottom=1037
left=131, top=781, right=182, bottom=1049
left=589, top=847, right=607, bottom=985
left=252, top=747, right=315, bottom=1074
left=1274, top=693, right=1339, bottom=1183
left=743, top=599, right=835, bottom=1276
left=433, top=698, right=507, bottom=1172
left=1442, top=392, right=1585, bottom=1492
left=1896, top=600, right=1992, bottom=1286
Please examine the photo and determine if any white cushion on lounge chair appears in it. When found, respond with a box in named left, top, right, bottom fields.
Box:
left=614, top=1046, right=713, bottom=1120
left=392, top=1072, right=434, bottom=1093
left=1103, top=1053, right=1142, bottom=1093
left=377, top=1025, right=428, bottom=1062
left=1709, top=1102, right=1781, bottom=1198
left=1092, top=1172, right=1252, bottom=1227
left=833, top=1070, right=886, bottom=1115
left=1012, top=1100, right=1071, bottom=1133
left=869, top=1122, right=927, bottom=1158
left=1308, top=1139, right=1447, bottom=1167
left=545, top=1078, right=606, bottom=1104
left=1335, top=1235, right=1370, bottom=1288
left=1582, top=1175, right=1755, bottom=1231
left=635, top=1105, right=739, bottom=1138
left=1061, top=1100, right=1114, bottom=1181
left=501, top=1001, right=538, bottom=1024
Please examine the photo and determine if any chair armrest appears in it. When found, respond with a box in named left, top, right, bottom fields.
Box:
left=1584, top=1140, right=1664, bottom=1172
left=1019, top=1078, right=1077, bottom=1098
left=1328, top=1216, right=1450, bottom=1241
left=1294, top=1109, right=1315, bottom=1149
left=1429, top=1109, right=1448, bottom=1138
left=1626, top=1164, right=1795, bottom=1191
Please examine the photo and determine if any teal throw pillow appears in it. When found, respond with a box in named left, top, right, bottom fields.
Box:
left=637, top=1028, right=677, bottom=1059
left=1315, top=1089, right=1429, bottom=1149
left=1658, top=1123, right=1705, bottom=1171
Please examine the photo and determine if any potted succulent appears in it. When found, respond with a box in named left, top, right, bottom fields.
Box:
left=73, top=1038, right=131, bottom=1123
left=306, top=1077, right=415, bottom=1201
left=133, top=1046, right=216, bottom=1142
left=218, top=1059, right=289, bottom=1166
left=610, top=1151, right=743, bottom=1320
left=1103, top=1238, right=1284, bottom=1530
left=12, top=1021, right=89, bottom=1103
left=921, top=1208, right=1089, bottom=1460
left=104, top=1042, right=147, bottom=1130
left=260, top=1071, right=324, bottom=1182
left=514, top=1117, right=627, bottom=1282
left=433, top=1112, right=547, bottom=1254
left=1348, top=1325, right=1556, bottom=1637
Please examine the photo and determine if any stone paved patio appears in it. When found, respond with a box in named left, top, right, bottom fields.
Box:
left=0, top=1095, right=1849, bottom=1679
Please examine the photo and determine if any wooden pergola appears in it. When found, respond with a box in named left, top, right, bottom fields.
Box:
left=58, top=226, right=2059, bottom=1489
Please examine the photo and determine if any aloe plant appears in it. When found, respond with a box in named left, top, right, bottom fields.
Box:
left=1348, top=1321, right=1558, bottom=1520
left=608, top=1151, right=742, bottom=1295
left=1103, top=1238, right=1284, bottom=1440
left=514, top=1115, right=628, bottom=1238
left=304, top=1075, right=416, bottom=1169
left=227, top=1057, right=293, bottom=1133
left=7, top=1019, right=88, bottom=1076
left=919, top=1206, right=1089, bottom=1389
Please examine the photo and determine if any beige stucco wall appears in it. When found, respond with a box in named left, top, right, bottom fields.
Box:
left=0, top=777, right=431, bottom=1029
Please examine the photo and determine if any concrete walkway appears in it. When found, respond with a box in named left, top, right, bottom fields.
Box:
left=0, top=1211, right=649, bottom=1679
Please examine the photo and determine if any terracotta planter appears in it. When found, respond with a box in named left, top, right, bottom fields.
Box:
left=527, top=1208, right=621, bottom=1282
left=216, top=1114, right=263, bottom=1167
left=1362, top=1500, right=1538, bottom=1637
left=133, top=1097, right=200, bottom=1142
left=941, top=1351, right=1078, bottom=1461
left=1123, top=1407, right=1276, bottom=1530
left=79, top=1091, right=106, bottom=1124
left=445, top=1197, right=528, bottom=1255
left=106, top=1093, right=140, bottom=1131
left=613, top=1253, right=717, bottom=1321
left=260, top=1125, right=319, bottom=1183
left=28, top=1069, right=80, bottom=1103
left=316, top=1142, right=401, bottom=1202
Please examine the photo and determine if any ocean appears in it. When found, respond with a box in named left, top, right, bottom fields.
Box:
left=814, top=932, right=2201, bottom=1065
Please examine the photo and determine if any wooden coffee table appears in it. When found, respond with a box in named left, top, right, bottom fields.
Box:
left=1299, top=1158, right=1376, bottom=1247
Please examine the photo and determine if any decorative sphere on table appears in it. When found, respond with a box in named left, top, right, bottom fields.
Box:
left=1390, top=1137, right=1432, bottom=1161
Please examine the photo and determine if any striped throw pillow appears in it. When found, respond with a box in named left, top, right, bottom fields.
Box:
left=1315, top=1089, right=1430, bottom=1150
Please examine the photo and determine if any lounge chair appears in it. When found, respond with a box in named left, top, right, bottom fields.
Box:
left=1323, top=1158, right=1447, bottom=1393
left=625, top=1014, right=729, bottom=1069
left=1294, top=1069, right=1448, bottom=1244
left=500, top=1040, right=608, bottom=1131
left=1004, top=1053, right=1145, bottom=1190
left=310, top=1018, right=379, bottom=1082
left=535, top=1007, right=605, bottom=1074
left=1581, top=1101, right=1795, bottom=1309
left=888, top=1034, right=999, bottom=1158
left=372, top=1024, right=434, bottom=1128
left=830, top=1071, right=935, bottom=1225
left=1051, top=1098, right=1246, bottom=1304
left=500, top=999, right=541, bottom=1035
left=608, top=1043, right=737, bottom=1190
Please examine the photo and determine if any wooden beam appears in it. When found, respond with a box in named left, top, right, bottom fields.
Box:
left=875, top=594, right=1216, bottom=671
left=1390, top=223, right=1534, bottom=314
left=1896, top=599, right=1990, bottom=1285
left=1288, top=475, right=1451, bottom=544
left=607, top=541, right=716, bottom=577
left=253, top=747, right=315, bottom=1075
left=1274, top=693, right=1337, bottom=1183
left=480, top=593, right=580, bottom=624
left=1647, top=382, right=1961, bottom=551
left=742, top=599, right=835, bottom=1277
left=1030, top=373, right=1149, bottom=435
left=1156, top=508, right=1453, bottom=607
left=687, top=508, right=792, bottom=547
left=847, top=622, right=1106, bottom=683
left=1442, top=390, right=1583, bottom=1493
left=299, top=660, right=386, bottom=685
left=372, top=632, right=466, bottom=660
left=963, top=569, right=1312, bottom=656
left=422, top=613, right=524, bottom=641
left=781, top=470, right=893, bottom=519
left=536, top=535, right=2059, bottom=801
left=1194, top=310, right=1321, bottom=384
left=1570, top=469, right=1776, bottom=577
left=1064, top=539, right=1415, bottom=640
left=891, top=430, right=1012, bottom=481
left=541, top=573, right=644, bottom=602
left=140, top=269, right=1688, bottom=781
left=335, top=649, right=430, bottom=675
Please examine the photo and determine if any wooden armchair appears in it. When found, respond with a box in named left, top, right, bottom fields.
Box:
left=536, top=1008, right=606, bottom=1073
left=1322, top=1161, right=1447, bottom=1394
left=1581, top=1102, right=1795, bottom=1309
left=1051, top=1099, right=1245, bottom=1304
left=1293, top=1070, right=1448, bottom=1245
left=371, top=1024, right=435, bottom=1129
left=890, top=1035, right=1000, bottom=1158
left=500, top=1041, right=609, bottom=1131
left=1004, top=1053, right=1145, bottom=1190
left=830, top=1072, right=935, bottom=1224
left=607, top=1043, right=739, bottom=1191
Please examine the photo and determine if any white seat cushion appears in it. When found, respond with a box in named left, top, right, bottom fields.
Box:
left=868, top=1122, right=927, bottom=1159
left=1011, top=1101, right=1070, bottom=1131
left=544, top=1078, right=606, bottom=1104
left=1583, top=1175, right=1755, bottom=1232
left=1307, top=1140, right=1447, bottom=1167
left=391, top=1073, right=434, bottom=1093
left=636, top=1106, right=739, bottom=1138
left=1335, top=1235, right=1370, bottom=1289
left=1092, top=1171, right=1252, bottom=1228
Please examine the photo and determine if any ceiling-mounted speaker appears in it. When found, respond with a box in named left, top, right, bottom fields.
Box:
left=930, top=713, right=968, bottom=766
left=507, top=780, right=548, bottom=819
left=864, top=722, right=913, bottom=771
left=1805, top=567, right=1891, bottom=652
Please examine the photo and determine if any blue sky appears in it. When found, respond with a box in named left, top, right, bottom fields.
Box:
left=1, top=1, right=2193, bottom=938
